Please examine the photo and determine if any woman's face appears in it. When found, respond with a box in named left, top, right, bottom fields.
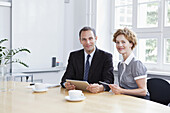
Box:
left=115, top=35, right=132, bottom=55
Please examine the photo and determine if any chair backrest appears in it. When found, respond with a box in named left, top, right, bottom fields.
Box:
left=147, top=78, right=170, bottom=105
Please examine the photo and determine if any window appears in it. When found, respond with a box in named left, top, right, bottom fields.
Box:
left=164, top=38, right=170, bottom=63
left=138, top=38, right=157, bottom=63
left=120, top=8, right=125, bottom=13
left=165, top=0, right=170, bottom=26
left=112, top=0, right=170, bottom=72
left=120, top=16, right=125, bottom=22
left=114, top=0, right=132, bottom=28
left=137, top=0, right=159, bottom=28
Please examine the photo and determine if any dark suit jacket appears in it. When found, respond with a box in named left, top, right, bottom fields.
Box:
left=61, top=48, right=114, bottom=91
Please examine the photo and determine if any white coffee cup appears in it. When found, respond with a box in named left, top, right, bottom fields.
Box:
left=35, top=83, right=46, bottom=90
left=68, top=90, right=84, bottom=99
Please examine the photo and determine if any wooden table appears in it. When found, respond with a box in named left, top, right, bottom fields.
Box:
left=0, top=82, right=170, bottom=113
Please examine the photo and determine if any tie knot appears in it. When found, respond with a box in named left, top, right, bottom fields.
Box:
left=87, top=54, right=91, bottom=59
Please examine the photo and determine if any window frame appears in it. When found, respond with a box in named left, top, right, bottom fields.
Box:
left=136, top=33, right=162, bottom=70
left=163, top=34, right=170, bottom=64
left=164, top=0, right=170, bottom=27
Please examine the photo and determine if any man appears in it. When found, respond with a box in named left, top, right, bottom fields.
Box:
left=61, top=26, right=114, bottom=93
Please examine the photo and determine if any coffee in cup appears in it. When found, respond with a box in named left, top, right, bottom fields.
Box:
left=68, top=90, right=84, bottom=99
left=35, top=83, right=46, bottom=90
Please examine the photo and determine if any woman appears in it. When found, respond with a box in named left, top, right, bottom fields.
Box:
left=109, top=28, right=149, bottom=99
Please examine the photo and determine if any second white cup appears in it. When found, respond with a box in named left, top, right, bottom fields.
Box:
left=68, top=90, right=84, bottom=99
left=35, top=83, right=46, bottom=90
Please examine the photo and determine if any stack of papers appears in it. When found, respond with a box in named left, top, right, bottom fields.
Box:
left=45, top=83, right=60, bottom=88
left=26, top=83, right=60, bottom=89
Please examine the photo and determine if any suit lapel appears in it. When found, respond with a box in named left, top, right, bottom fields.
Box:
left=77, top=50, right=84, bottom=79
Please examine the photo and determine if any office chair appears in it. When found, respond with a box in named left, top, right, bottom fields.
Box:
left=147, top=78, right=170, bottom=105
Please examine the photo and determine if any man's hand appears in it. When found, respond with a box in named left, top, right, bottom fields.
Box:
left=65, top=82, right=76, bottom=90
left=86, top=84, right=104, bottom=93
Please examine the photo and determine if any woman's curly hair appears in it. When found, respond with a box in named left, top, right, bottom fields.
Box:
left=113, top=28, right=137, bottom=50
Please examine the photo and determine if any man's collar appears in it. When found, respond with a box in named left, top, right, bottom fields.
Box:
left=84, top=46, right=96, bottom=57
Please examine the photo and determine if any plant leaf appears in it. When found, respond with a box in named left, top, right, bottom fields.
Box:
left=0, top=39, right=8, bottom=44
left=2, top=47, right=6, bottom=49
left=5, top=59, right=29, bottom=68
left=1, top=39, right=30, bottom=67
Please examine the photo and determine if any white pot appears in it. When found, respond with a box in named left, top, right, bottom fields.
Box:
left=0, top=65, right=7, bottom=92
left=0, top=65, right=7, bottom=76
left=0, top=65, right=15, bottom=92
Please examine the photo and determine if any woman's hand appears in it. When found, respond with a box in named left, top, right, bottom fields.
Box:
left=109, top=84, right=123, bottom=95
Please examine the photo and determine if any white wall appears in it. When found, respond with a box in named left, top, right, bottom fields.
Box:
left=63, top=0, right=91, bottom=65
left=12, top=0, right=65, bottom=71
left=63, top=1, right=74, bottom=66
left=0, top=3, right=11, bottom=72
left=0, top=4, right=10, bottom=49
left=73, top=0, right=87, bottom=50
left=96, top=0, right=112, bottom=53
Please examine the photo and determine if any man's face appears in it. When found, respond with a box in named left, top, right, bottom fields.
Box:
left=79, top=30, right=97, bottom=54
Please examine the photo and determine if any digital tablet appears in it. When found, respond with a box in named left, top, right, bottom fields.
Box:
left=66, top=79, right=89, bottom=91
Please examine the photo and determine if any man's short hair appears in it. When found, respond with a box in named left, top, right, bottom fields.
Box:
left=79, top=26, right=96, bottom=38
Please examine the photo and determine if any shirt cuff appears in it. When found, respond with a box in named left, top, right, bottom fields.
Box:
left=103, top=85, right=106, bottom=91
left=134, top=75, right=147, bottom=80
left=63, top=82, right=66, bottom=87
left=102, top=84, right=109, bottom=91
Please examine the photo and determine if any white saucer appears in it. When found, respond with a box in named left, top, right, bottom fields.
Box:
left=65, top=96, right=86, bottom=102
left=32, top=88, right=48, bottom=93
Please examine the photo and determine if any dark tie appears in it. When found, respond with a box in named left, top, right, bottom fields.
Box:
left=84, top=54, right=91, bottom=81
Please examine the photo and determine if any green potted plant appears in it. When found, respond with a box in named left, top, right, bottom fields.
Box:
left=0, top=38, right=31, bottom=75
